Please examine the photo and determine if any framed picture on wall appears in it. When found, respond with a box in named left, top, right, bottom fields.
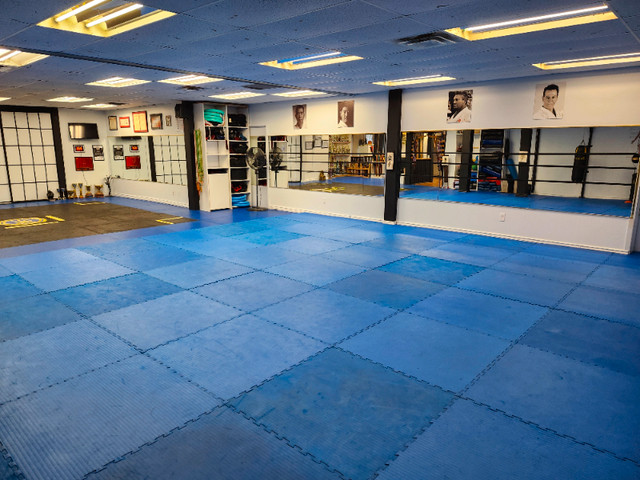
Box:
left=305, top=141, right=313, bottom=150
left=322, top=139, right=329, bottom=148
left=150, top=113, right=163, bottom=130
left=108, top=116, right=118, bottom=131
left=165, top=115, right=172, bottom=127
left=119, top=116, right=130, bottom=128
left=92, top=145, right=104, bottom=161
left=132, top=111, right=148, bottom=133
left=113, top=145, right=124, bottom=160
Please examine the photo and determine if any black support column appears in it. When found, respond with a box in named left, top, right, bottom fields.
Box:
left=179, top=101, right=199, bottom=210
left=384, top=89, right=402, bottom=222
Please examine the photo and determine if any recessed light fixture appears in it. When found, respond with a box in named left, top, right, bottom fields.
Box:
left=372, top=74, right=456, bottom=86
left=272, top=90, right=328, bottom=98
left=0, top=48, right=48, bottom=67
left=209, top=92, right=265, bottom=100
left=533, top=52, right=640, bottom=70
left=260, top=51, right=363, bottom=70
left=86, top=76, right=150, bottom=87
left=446, top=5, right=616, bottom=41
left=0, top=97, right=11, bottom=102
left=159, top=74, right=223, bottom=86
left=47, top=96, right=94, bottom=103
left=82, top=103, right=119, bottom=108
left=39, top=1, right=175, bottom=37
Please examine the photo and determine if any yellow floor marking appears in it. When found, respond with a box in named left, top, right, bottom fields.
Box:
left=156, top=216, right=184, bottom=224
left=46, top=215, right=65, bottom=221
left=74, top=201, right=106, bottom=205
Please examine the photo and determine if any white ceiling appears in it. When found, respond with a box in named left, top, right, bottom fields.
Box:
left=0, top=0, right=639, bottom=108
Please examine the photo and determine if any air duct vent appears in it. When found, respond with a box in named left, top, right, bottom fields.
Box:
left=243, top=83, right=279, bottom=90
left=396, top=31, right=461, bottom=47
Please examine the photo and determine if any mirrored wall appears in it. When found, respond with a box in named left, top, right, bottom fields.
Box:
left=398, top=126, right=639, bottom=217
left=267, top=133, right=386, bottom=196
left=106, top=134, right=187, bottom=185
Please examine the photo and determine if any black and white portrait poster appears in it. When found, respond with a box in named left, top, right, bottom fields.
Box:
left=447, top=90, right=472, bottom=124
left=337, top=100, right=354, bottom=128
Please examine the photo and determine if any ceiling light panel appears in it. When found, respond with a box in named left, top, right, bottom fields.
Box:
left=38, top=1, right=175, bottom=37
left=0, top=97, right=11, bottom=102
left=372, top=75, right=456, bottom=86
left=260, top=52, right=363, bottom=70
left=47, top=96, right=94, bottom=102
left=0, top=48, right=48, bottom=67
left=533, top=52, right=640, bottom=70
left=158, top=75, right=223, bottom=86
left=209, top=92, right=265, bottom=100
left=82, top=103, right=119, bottom=108
left=86, top=76, right=150, bottom=87
left=272, top=90, right=328, bottom=97
left=446, top=5, right=617, bottom=41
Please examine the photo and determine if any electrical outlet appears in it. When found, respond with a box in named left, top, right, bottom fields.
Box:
left=499, top=212, right=506, bottom=222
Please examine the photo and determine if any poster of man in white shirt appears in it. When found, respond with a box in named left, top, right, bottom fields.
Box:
left=447, top=90, right=472, bottom=124
left=533, top=82, right=565, bottom=120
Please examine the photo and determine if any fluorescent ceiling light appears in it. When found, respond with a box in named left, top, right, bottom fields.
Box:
left=82, top=103, right=119, bottom=108
left=0, top=97, right=10, bottom=102
left=0, top=48, right=48, bottom=67
left=260, top=51, right=363, bottom=70
left=39, top=1, right=175, bottom=37
left=85, top=3, right=143, bottom=27
left=47, top=96, right=94, bottom=102
left=272, top=90, right=328, bottom=98
left=86, top=76, right=150, bottom=87
left=533, top=52, right=640, bottom=70
left=159, top=75, right=223, bottom=86
left=372, top=75, right=456, bottom=86
left=55, top=0, right=109, bottom=22
left=446, top=5, right=616, bottom=41
left=209, top=92, right=265, bottom=100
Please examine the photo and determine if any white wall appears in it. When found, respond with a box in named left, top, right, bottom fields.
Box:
left=250, top=92, right=389, bottom=136
left=58, top=108, right=110, bottom=191
left=402, top=69, right=640, bottom=131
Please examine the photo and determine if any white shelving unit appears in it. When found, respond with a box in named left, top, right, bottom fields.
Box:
left=194, top=103, right=250, bottom=210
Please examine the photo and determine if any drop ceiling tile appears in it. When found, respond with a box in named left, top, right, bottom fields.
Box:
left=0, top=1, right=73, bottom=24
left=186, top=0, right=349, bottom=28
left=114, top=14, right=236, bottom=48
left=0, top=19, right=31, bottom=43
left=144, top=0, right=223, bottom=14
left=250, top=1, right=400, bottom=40
left=606, top=0, right=640, bottom=19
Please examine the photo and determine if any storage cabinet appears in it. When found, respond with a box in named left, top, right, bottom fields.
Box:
left=194, top=103, right=250, bottom=210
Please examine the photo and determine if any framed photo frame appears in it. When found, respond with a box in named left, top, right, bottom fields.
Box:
left=92, top=145, right=104, bottom=161
left=150, top=113, right=163, bottom=130
left=113, top=145, right=124, bottom=160
left=305, top=140, right=313, bottom=150
left=108, top=116, right=118, bottom=131
left=132, top=111, right=148, bottom=133
left=165, top=115, right=172, bottom=127
left=73, top=144, right=84, bottom=153
left=119, top=116, right=130, bottom=128
left=321, top=139, right=329, bottom=148
left=313, top=135, right=322, bottom=148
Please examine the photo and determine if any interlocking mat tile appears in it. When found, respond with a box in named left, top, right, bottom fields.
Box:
left=149, top=315, right=325, bottom=399
left=254, top=289, right=395, bottom=343
left=87, top=406, right=342, bottom=480
left=231, top=348, right=454, bottom=480
left=145, top=256, right=253, bottom=289
left=377, top=399, right=640, bottom=480
left=466, top=344, right=640, bottom=461
left=93, top=291, right=242, bottom=350
left=557, top=285, right=640, bottom=327
left=0, top=355, right=217, bottom=480
left=379, top=255, right=482, bottom=285
left=341, top=312, right=509, bottom=392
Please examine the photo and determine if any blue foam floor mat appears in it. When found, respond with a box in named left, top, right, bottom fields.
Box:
left=377, top=399, right=640, bottom=480
left=466, top=344, right=640, bottom=461
left=231, top=348, right=454, bottom=480
left=254, top=289, right=396, bottom=343
left=1, top=198, right=638, bottom=480
left=340, top=312, right=509, bottom=392
left=149, top=315, right=325, bottom=400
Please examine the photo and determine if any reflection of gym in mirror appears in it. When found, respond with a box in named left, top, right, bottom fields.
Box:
left=106, top=134, right=188, bottom=185
left=266, top=127, right=639, bottom=218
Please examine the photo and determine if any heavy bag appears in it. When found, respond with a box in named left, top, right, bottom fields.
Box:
left=571, top=144, right=589, bottom=183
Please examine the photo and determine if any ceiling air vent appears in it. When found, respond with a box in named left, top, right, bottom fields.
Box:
left=396, top=31, right=461, bottom=47
left=243, top=83, right=279, bottom=90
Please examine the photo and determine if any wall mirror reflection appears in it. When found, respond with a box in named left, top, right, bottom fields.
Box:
left=267, top=133, right=386, bottom=195
left=106, top=134, right=187, bottom=185
left=399, top=126, right=639, bottom=218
